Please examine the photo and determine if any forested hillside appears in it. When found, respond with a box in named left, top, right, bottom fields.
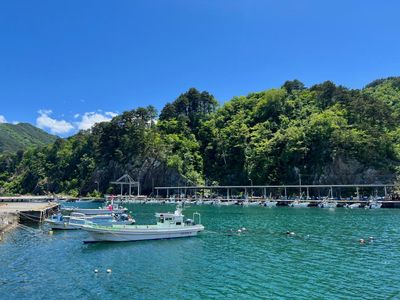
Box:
left=0, top=123, right=57, bottom=152
left=0, top=78, right=399, bottom=196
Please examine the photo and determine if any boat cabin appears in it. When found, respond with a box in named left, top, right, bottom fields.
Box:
left=49, top=213, right=69, bottom=222
left=155, top=211, right=184, bottom=226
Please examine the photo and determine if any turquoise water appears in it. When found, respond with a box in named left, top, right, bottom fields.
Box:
left=1, top=204, right=400, bottom=299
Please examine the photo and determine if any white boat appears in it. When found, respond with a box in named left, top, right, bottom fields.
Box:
left=203, top=200, right=214, bottom=205
left=247, top=201, right=261, bottom=206
left=264, top=201, right=278, bottom=207
left=62, top=202, right=128, bottom=215
left=289, top=200, right=310, bottom=208
left=146, top=199, right=160, bottom=204
left=216, top=200, right=235, bottom=206
left=367, top=201, right=382, bottom=209
left=45, top=212, right=135, bottom=230
left=346, top=203, right=361, bottom=209
left=81, top=206, right=204, bottom=242
left=318, top=200, right=337, bottom=208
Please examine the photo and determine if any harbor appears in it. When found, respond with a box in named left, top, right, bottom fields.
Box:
left=1, top=203, right=400, bottom=299
left=104, top=183, right=400, bottom=208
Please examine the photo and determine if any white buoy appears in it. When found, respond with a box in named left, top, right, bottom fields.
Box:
left=48, top=230, right=53, bottom=235
left=241, top=227, right=247, bottom=231
left=106, top=269, right=112, bottom=273
left=237, top=229, right=242, bottom=233
left=94, top=269, right=98, bottom=273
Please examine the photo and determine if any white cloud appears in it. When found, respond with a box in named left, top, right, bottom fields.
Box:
left=76, top=111, right=117, bottom=130
left=34, top=109, right=118, bottom=135
left=105, top=112, right=118, bottom=118
left=0, top=115, right=7, bottom=123
left=36, top=109, right=74, bottom=135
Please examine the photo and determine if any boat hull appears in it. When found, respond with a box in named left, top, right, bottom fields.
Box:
left=82, top=225, right=204, bottom=242
left=70, top=208, right=127, bottom=215
left=290, top=202, right=310, bottom=208
left=45, top=216, right=134, bottom=230
left=45, top=220, right=80, bottom=230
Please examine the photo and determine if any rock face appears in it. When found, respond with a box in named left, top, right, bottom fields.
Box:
left=80, top=159, right=188, bottom=196
left=319, top=155, right=395, bottom=184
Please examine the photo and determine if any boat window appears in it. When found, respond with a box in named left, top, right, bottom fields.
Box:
left=176, top=222, right=181, bottom=225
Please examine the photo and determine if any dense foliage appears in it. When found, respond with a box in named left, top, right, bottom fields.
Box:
left=0, top=78, right=399, bottom=196
left=0, top=123, right=57, bottom=152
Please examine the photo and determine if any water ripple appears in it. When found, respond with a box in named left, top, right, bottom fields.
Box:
left=1, top=205, right=400, bottom=299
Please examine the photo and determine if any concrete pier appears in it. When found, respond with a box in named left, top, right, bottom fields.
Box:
left=0, top=196, right=56, bottom=202
left=0, top=202, right=59, bottom=223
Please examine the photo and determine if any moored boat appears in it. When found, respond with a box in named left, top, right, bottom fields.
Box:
left=264, top=200, right=278, bottom=207
left=45, top=212, right=135, bottom=230
left=289, top=200, right=310, bottom=208
left=346, top=203, right=362, bottom=209
left=318, top=200, right=337, bottom=208
left=367, top=201, right=382, bottom=209
left=62, top=202, right=128, bottom=215
left=81, top=206, right=204, bottom=242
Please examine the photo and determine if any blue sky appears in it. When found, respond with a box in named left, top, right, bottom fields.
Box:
left=0, top=0, right=399, bottom=136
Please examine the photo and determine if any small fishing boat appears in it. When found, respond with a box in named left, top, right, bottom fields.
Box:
left=264, top=200, right=278, bottom=207
left=62, top=202, right=127, bottom=215
left=318, top=200, right=337, bottom=208
left=203, top=200, right=214, bottom=205
left=289, top=200, right=310, bottom=208
left=346, top=203, right=362, bottom=209
left=145, top=199, right=160, bottom=204
left=215, top=200, right=236, bottom=206
left=45, top=213, right=135, bottom=230
left=367, top=201, right=382, bottom=209
left=81, top=205, right=204, bottom=242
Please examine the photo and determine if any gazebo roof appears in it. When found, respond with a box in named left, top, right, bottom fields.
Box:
left=110, top=174, right=138, bottom=185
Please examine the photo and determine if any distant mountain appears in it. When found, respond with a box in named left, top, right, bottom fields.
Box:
left=0, top=123, right=57, bottom=152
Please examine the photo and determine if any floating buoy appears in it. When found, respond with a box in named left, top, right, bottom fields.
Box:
left=286, top=231, right=295, bottom=236
left=241, top=227, right=247, bottom=231
left=369, top=236, right=374, bottom=240
left=94, top=269, right=98, bottom=273
left=48, top=230, right=53, bottom=235
left=106, top=269, right=112, bottom=273
left=237, top=229, right=242, bottom=233
left=359, top=238, right=365, bottom=244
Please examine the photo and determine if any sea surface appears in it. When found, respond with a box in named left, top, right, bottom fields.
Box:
left=1, top=203, right=400, bottom=299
